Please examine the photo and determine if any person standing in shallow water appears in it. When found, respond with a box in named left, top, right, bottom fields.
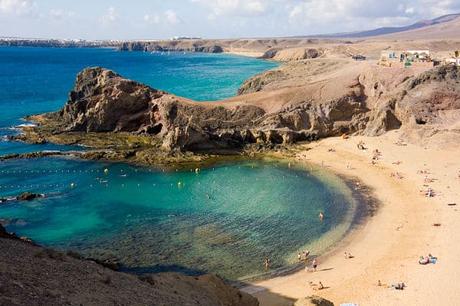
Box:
left=264, top=258, right=271, bottom=270
left=312, top=259, right=318, bottom=271
left=319, top=212, right=324, bottom=222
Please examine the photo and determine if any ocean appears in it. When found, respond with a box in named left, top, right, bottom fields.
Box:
left=0, top=47, right=355, bottom=280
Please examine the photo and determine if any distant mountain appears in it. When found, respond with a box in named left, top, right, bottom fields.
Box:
left=313, top=13, right=460, bottom=39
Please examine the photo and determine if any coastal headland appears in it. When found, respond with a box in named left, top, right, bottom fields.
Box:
left=2, top=15, right=460, bottom=305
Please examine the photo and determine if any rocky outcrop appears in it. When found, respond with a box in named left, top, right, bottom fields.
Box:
left=16, top=192, right=44, bottom=201
left=119, top=41, right=224, bottom=53
left=0, top=225, right=258, bottom=306
left=261, top=48, right=322, bottom=61
left=397, top=64, right=460, bottom=126
left=294, top=296, right=334, bottom=306
left=0, top=39, right=117, bottom=48
left=29, top=64, right=460, bottom=155
left=238, top=70, right=286, bottom=94
left=40, top=67, right=370, bottom=152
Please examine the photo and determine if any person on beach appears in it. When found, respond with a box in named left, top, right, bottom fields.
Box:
left=312, top=259, right=318, bottom=271
left=392, top=282, right=406, bottom=290
left=298, top=253, right=302, bottom=261
left=319, top=212, right=324, bottom=222
left=309, top=281, right=325, bottom=291
left=425, top=188, right=435, bottom=197
left=264, top=258, right=271, bottom=270
left=303, top=250, right=310, bottom=261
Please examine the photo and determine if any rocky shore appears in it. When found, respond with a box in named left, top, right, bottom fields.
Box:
left=0, top=224, right=258, bottom=306
left=13, top=60, right=460, bottom=168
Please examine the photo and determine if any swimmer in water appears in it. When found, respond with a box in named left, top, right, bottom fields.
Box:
left=319, top=212, right=324, bottom=222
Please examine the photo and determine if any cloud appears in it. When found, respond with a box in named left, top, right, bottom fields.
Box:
left=0, top=0, right=36, bottom=16
left=100, top=6, right=119, bottom=25
left=49, top=8, right=75, bottom=20
left=164, top=9, right=180, bottom=25
left=144, top=13, right=160, bottom=25
left=191, top=0, right=267, bottom=18
left=143, top=10, right=181, bottom=26
left=286, top=0, right=460, bottom=32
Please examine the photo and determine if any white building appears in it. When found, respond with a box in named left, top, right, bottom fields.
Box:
left=445, top=58, right=460, bottom=66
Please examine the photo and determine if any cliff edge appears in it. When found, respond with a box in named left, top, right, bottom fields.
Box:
left=0, top=225, right=258, bottom=306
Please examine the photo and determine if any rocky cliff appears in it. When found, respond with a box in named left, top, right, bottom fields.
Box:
left=119, top=41, right=224, bottom=53
left=0, top=225, right=258, bottom=306
left=40, top=67, right=371, bottom=153
left=27, top=63, right=460, bottom=156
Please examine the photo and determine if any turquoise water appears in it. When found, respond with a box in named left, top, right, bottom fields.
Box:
left=0, top=47, right=277, bottom=154
left=0, top=158, right=354, bottom=280
left=0, top=47, right=355, bottom=280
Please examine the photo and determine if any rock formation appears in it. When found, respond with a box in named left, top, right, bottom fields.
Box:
left=27, top=63, right=460, bottom=155
left=40, top=67, right=370, bottom=152
left=294, top=296, right=335, bottom=306
left=16, top=192, right=44, bottom=202
left=119, top=41, right=224, bottom=53
left=0, top=224, right=258, bottom=306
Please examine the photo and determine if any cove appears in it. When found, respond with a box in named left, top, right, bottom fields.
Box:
left=0, top=158, right=356, bottom=280
left=0, top=47, right=277, bottom=155
left=0, top=47, right=356, bottom=281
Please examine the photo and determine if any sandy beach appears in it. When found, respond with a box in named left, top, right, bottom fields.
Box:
left=244, top=130, right=460, bottom=305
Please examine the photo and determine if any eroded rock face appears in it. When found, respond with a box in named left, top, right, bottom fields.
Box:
left=119, top=41, right=224, bottom=53
left=397, top=65, right=460, bottom=126
left=49, top=67, right=371, bottom=152
left=43, top=64, right=460, bottom=153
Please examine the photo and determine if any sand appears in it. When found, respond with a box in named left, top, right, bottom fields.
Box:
left=243, top=130, right=460, bottom=305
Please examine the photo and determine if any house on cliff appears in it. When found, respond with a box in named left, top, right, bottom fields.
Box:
left=379, top=50, right=433, bottom=68
left=445, top=50, right=460, bottom=66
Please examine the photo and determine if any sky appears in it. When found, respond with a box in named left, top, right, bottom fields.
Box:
left=0, top=0, right=460, bottom=40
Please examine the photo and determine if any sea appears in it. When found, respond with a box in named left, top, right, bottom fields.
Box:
left=0, top=47, right=356, bottom=280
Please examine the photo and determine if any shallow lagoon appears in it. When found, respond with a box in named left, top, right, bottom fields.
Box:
left=0, top=158, right=356, bottom=280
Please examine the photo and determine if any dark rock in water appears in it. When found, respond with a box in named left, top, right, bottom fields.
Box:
left=0, top=224, right=20, bottom=240
left=0, top=218, right=27, bottom=227
left=16, top=192, right=44, bottom=202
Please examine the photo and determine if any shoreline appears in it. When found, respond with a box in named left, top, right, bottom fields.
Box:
left=244, top=131, right=459, bottom=305
left=3, top=131, right=459, bottom=306
left=1, top=151, right=374, bottom=285
left=233, top=162, right=378, bottom=286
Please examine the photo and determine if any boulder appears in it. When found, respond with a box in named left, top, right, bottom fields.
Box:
left=295, top=296, right=334, bottom=306
left=16, top=192, right=44, bottom=202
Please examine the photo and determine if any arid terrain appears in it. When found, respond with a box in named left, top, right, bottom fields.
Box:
left=3, top=13, right=460, bottom=306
